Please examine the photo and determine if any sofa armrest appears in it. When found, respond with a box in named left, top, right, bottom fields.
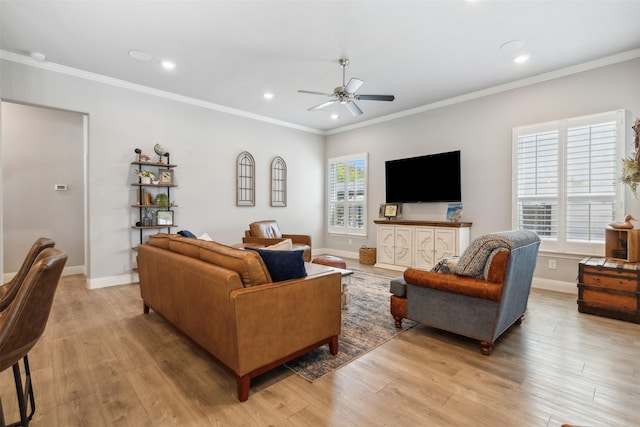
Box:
left=229, top=271, right=341, bottom=375
left=404, top=268, right=503, bottom=302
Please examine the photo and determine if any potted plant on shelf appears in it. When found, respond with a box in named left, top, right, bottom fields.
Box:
left=136, top=169, right=156, bottom=185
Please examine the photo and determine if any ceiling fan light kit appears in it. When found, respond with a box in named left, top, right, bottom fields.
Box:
left=298, top=58, right=395, bottom=118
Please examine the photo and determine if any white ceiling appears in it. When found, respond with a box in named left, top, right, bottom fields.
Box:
left=2, top=1, right=640, bottom=133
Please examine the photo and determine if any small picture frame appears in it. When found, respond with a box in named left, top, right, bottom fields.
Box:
left=157, top=210, right=174, bottom=226
left=380, top=203, right=402, bottom=219
left=159, top=169, right=174, bottom=185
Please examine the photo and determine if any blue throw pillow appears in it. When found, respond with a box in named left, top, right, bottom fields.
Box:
left=178, top=230, right=197, bottom=238
left=246, top=247, right=307, bottom=282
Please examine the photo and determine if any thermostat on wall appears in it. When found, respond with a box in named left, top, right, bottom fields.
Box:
left=54, top=184, right=68, bottom=191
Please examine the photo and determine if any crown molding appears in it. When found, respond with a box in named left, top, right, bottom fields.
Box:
left=0, top=50, right=324, bottom=135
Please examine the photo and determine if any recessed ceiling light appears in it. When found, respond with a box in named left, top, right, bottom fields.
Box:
left=513, top=54, right=530, bottom=64
left=263, top=92, right=274, bottom=100
left=29, top=51, right=46, bottom=61
left=500, top=40, right=525, bottom=53
left=128, top=50, right=152, bottom=61
left=161, top=60, right=176, bottom=70
left=330, top=113, right=340, bottom=120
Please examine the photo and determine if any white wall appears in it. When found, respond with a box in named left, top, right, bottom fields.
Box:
left=0, top=60, right=325, bottom=287
left=326, top=58, right=640, bottom=288
left=2, top=102, right=85, bottom=274
left=2, top=56, right=639, bottom=290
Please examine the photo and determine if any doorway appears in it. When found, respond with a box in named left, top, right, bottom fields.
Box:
left=1, top=101, right=87, bottom=279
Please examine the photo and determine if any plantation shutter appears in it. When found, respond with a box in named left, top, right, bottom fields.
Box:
left=513, top=110, right=623, bottom=253
left=328, top=153, right=368, bottom=236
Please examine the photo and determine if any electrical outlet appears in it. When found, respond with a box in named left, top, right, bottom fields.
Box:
left=548, top=259, right=557, bottom=270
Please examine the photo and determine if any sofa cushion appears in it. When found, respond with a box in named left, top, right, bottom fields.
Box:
left=246, top=247, right=307, bottom=282
left=178, top=230, right=197, bottom=238
left=431, top=257, right=459, bottom=274
left=263, top=238, right=293, bottom=251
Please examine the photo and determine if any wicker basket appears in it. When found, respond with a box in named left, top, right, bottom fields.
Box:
left=359, top=246, right=377, bottom=265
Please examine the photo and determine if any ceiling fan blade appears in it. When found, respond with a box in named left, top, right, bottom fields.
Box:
left=308, top=100, right=337, bottom=111
left=344, top=101, right=363, bottom=116
left=356, top=94, right=395, bottom=102
left=344, top=78, right=364, bottom=94
left=298, top=90, right=334, bottom=97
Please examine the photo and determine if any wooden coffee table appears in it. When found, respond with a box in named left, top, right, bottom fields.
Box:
left=305, top=262, right=354, bottom=310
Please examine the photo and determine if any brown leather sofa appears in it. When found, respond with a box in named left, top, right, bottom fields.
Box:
left=242, top=220, right=312, bottom=261
left=137, top=233, right=341, bottom=401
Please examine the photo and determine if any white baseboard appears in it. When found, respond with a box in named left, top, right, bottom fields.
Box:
left=3, top=264, right=86, bottom=282
left=531, top=278, right=576, bottom=295
left=86, top=272, right=138, bottom=289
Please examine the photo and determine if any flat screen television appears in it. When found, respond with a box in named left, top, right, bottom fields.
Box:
left=385, top=150, right=461, bottom=203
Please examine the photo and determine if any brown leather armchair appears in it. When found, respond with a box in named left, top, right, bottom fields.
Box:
left=242, top=220, right=312, bottom=261
left=0, top=237, right=55, bottom=312
left=0, top=247, right=67, bottom=426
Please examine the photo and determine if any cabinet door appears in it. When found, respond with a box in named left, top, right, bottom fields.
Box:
left=395, top=226, right=412, bottom=267
left=377, top=226, right=396, bottom=264
left=434, top=228, right=457, bottom=262
left=414, top=227, right=435, bottom=270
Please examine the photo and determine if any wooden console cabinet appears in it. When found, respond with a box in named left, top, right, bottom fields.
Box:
left=577, top=257, right=640, bottom=324
left=374, top=220, right=471, bottom=271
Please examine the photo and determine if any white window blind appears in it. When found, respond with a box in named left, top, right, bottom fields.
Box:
left=328, top=153, right=368, bottom=236
left=513, top=110, right=625, bottom=254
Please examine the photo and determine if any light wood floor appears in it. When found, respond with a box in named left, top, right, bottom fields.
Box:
left=1, top=258, right=638, bottom=426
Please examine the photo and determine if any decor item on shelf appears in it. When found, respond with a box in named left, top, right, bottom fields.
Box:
left=609, top=214, right=637, bottom=229
left=154, top=143, right=169, bottom=163
left=134, top=148, right=151, bottom=162
left=620, top=117, right=640, bottom=197
left=159, top=169, right=174, bottom=185
left=136, top=169, right=155, bottom=184
left=155, top=193, right=169, bottom=208
left=157, top=210, right=174, bottom=226
left=142, top=208, right=152, bottom=226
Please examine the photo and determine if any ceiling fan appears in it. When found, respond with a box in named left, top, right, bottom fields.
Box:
left=298, top=58, right=395, bottom=117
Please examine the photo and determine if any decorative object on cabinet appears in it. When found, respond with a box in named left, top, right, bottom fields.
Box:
left=271, top=156, right=287, bottom=207
left=446, top=202, right=463, bottom=222
left=379, top=203, right=402, bottom=219
left=608, top=214, right=636, bottom=229
left=374, top=220, right=471, bottom=271
left=237, top=151, right=255, bottom=206
left=131, top=148, right=178, bottom=261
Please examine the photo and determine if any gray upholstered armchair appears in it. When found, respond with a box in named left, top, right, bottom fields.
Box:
left=390, top=230, right=540, bottom=355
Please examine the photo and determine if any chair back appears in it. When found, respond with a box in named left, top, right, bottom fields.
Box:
left=248, top=220, right=283, bottom=238
left=0, top=237, right=55, bottom=312
left=0, top=248, right=67, bottom=372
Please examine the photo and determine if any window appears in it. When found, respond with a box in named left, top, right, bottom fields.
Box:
left=236, top=151, right=255, bottom=206
left=271, top=156, right=287, bottom=207
left=513, top=110, right=625, bottom=254
left=328, top=153, right=368, bottom=236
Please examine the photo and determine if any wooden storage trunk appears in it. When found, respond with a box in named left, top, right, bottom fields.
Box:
left=577, top=257, right=640, bottom=323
